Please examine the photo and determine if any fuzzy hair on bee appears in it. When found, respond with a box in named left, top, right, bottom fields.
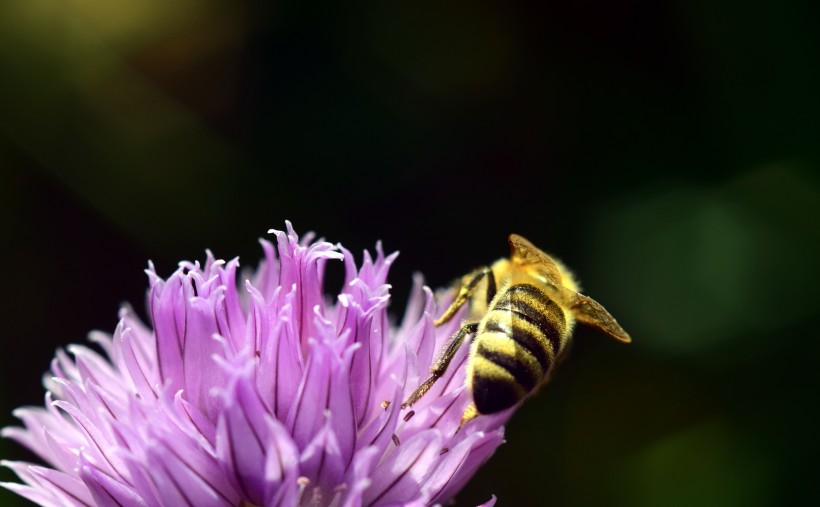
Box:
left=401, top=234, right=631, bottom=427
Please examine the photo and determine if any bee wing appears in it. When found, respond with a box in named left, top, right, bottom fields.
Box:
left=568, top=292, right=632, bottom=343
left=510, top=234, right=631, bottom=343
left=508, top=234, right=562, bottom=283
left=540, top=282, right=631, bottom=343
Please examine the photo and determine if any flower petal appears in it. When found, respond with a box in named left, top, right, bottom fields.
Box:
left=335, top=294, right=378, bottom=427
left=214, top=364, right=270, bottom=505
left=262, top=416, right=300, bottom=505
left=215, top=258, right=247, bottom=349
left=402, top=388, right=472, bottom=440
left=429, top=427, right=505, bottom=505
left=3, top=461, right=88, bottom=507
left=150, top=273, right=186, bottom=392
left=251, top=238, right=280, bottom=302
left=119, top=326, right=158, bottom=400
left=270, top=223, right=343, bottom=354
left=28, top=464, right=97, bottom=506
left=0, top=480, right=66, bottom=507
left=52, top=400, right=129, bottom=481
left=422, top=430, right=488, bottom=504
left=357, top=386, right=403, bottom=459
left=143, top=443, right=236, bottom=507
left=174, top=392, right=217, bottom=448
left=286, top=339, right=334, bottom=450
left=258, top=286, right=303, bottom=421
left=363, top=430, right=444, bottom=506
left=182, top=294, right=226, bottom=422
left=80, top=454, right=146, bottom=507
left=299, top=413, right=346, bottom=490
left=2, top=407, right=57, bottom=465
left=337, top=445, right=380, bottom=507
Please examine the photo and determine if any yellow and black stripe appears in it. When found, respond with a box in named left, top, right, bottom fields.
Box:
left=471, top=284, right=568, bottom=414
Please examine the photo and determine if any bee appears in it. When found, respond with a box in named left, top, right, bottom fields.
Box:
left=402, top=234, right=631, bottom=427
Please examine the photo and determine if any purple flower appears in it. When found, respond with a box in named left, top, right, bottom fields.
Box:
left=3, top=223, right=507, bottom=506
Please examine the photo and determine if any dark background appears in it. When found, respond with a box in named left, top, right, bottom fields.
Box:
left=2, top=1, right=819, bottom=506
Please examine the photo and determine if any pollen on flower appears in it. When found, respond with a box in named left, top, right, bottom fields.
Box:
left=2, top=222, right=506, bottom=507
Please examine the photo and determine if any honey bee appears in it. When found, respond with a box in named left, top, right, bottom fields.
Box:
left=402, top=234, right=631, bottom=427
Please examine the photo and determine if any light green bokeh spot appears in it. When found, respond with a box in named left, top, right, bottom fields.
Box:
left=610, top=420, right=774, bottom=507
left=586, top=164, right=818, bottom=356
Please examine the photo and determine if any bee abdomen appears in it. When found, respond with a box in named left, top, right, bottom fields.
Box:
left=475, top=333, right=541, bottom=391
left=469, top=284, right=570, bottom=415
left=470, top=328, right=546, bottom=414
left=470, top=354, right=528, bottom=414
left=483, top=315, right=553, bottom=375
left=492, top=284, right=567, bottom=357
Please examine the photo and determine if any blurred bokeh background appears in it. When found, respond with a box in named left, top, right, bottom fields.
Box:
left=2, top=0, right=819, bottom=505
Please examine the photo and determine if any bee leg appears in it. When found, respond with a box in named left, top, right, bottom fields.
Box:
left=457, top=403, right=480, bottom=432
left=402, top=322, right=479, bottom=409
left=434, top=267, right=496, bottom=326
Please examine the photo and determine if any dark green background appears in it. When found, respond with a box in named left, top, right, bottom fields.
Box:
left=2, top=1, right=818, bottom=506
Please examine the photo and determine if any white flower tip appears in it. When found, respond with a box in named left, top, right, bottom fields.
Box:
left=87, top=330, right=108, bottom=341
left=65, top=344, right=82, bottom=355
left=10, top=408, right=30, bottom=419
